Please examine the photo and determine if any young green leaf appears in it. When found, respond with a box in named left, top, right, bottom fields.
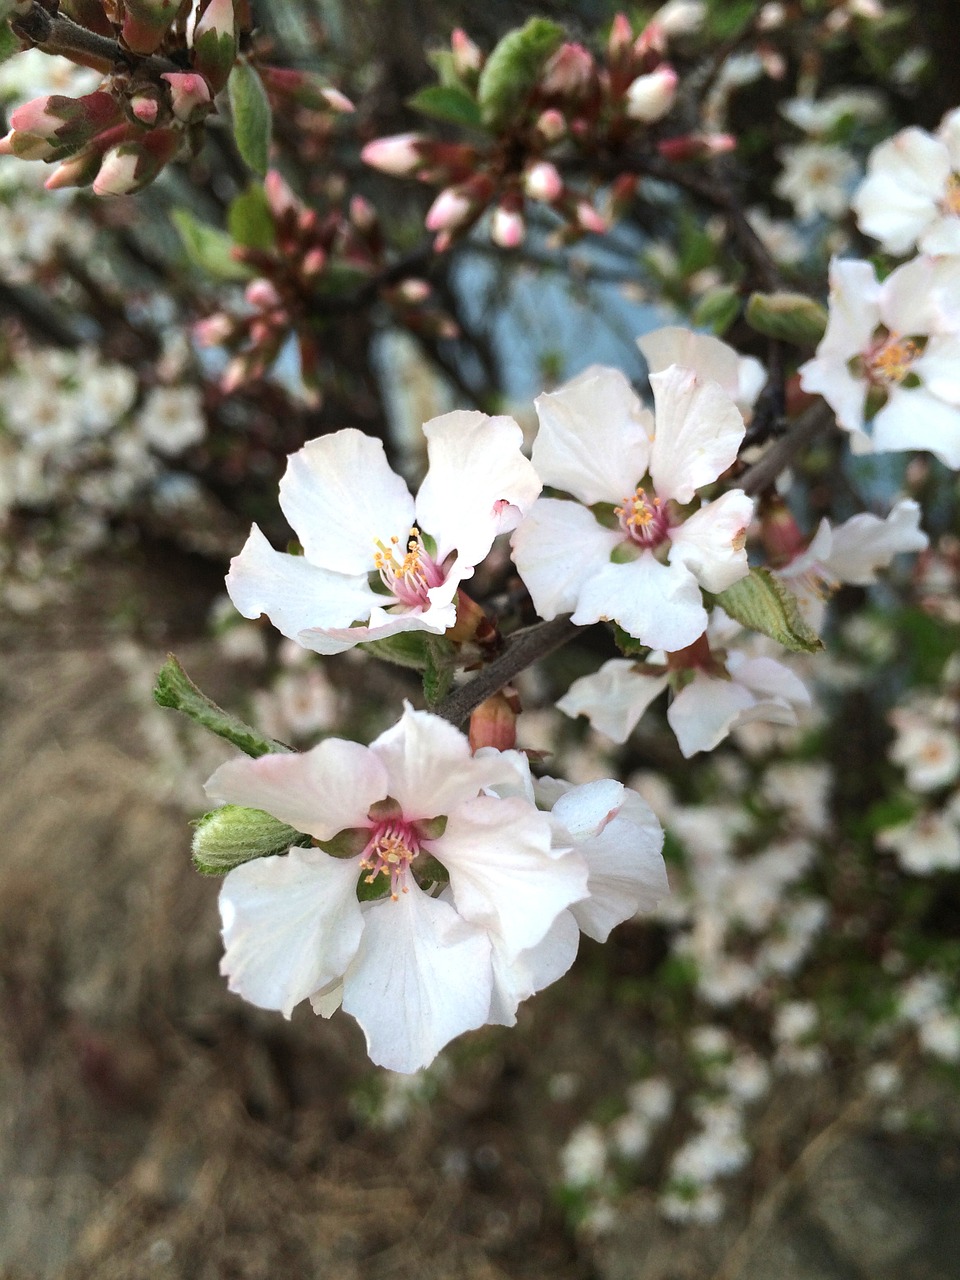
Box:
left=477, top=18, right=565, bottom=130
left=712, top=568, right=824, bottom=653
left=228, top=58, right=273, bottom=177
left=408, top=84, right=483, bottom=129
left=746, top=291, right=828, bottom=346
left=154, top=655, right=293, bottom=757
left=171, top=208, right=252, bottom=280
left=227, top=183, right=276, bottom=251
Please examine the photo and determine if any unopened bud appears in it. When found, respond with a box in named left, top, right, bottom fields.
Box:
left=541, top=42, right=595, bottom=99
left=92, top=127, right=179, bottom=196
left=468, top=691, right=519, bottom=753
left=575, top=199, right=608, bottom=234
left=122, top=0, right=182, bottom=55
left=130, top=92, right=160, bottom=125
left=425, top=183, right=475, bottom=234
left=193, top=313, right=235, bottom=346
left=535, top=108, right=566, bottom=142
left=44, top=147, right=103, bottom=190
left=162, top=71, right=213, bottom=123
left=491, top=203, right=525, bottom=249
left=523, top=160, right=563, bottom=202
left=745, top=291, right=828, bottom=347
left=301, top=246, right=327, bottom=277
left=192, top=804, right=304, bottom=875
left=451, top=27, right=482, bottom=76
left=192, top=0, right=238, bottom=93
left=349, top=193, right=377, bottom=231
left=396, top=278, right=431, bottom=303
left=264, top=168, right=300, bottom=219
left=608, top=12, right=634, bottom=61
left=653, top=0, right=706, bottom=38
left=245, top=277, right=281, bottom=310
left=656, top=131, right=735, bottom=160
left=360, top=132, right=425, bottom=177
left=625, top=65, right=678, bottom=121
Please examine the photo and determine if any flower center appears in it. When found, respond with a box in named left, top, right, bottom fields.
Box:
left=373, top=525, right=445, bottom=608
left=942, top=173, right=960, bottom=217
left=615, top=485, right=671, bottom=547
left=866, top=331, right=920, bottom=387
left=360, top=818, right=421, bottom=900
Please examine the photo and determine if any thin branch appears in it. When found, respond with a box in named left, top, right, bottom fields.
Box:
left=740, top=400, right=835, bottom=497
left=11, top=2, right=181, bottom=73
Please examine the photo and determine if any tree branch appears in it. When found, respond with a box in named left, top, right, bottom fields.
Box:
left=11, top=2, right=180, bottom=74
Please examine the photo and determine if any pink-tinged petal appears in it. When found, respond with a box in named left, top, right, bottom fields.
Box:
left=550, top=778, right=625, bottom=842
left=342, top=883, right=493, bottom=1073
left=205, top=739, right=388, bottom=839
left=915, top=336, right=960, bottom=406
left=438, top=795, right=587, bottom=958
left=415, top=410, right=541, bottom=565
left=572, top=554, right=707, bottom=652
left=817, top=258, right=882, bottom=359
left=486, top=909, right=580, bottom=1026
left=648, top=366, right=745, bottom=504
left=872, top=388, right=960, bottom=468
left=638, top=326, right=741, bottom=401
left=278, top=430, right=415, bottom=575
left=820, top=499, right=928, bottom=584
left=798, top=355, right=868, bottom=432
left=532, top=366, right=653, bottom=504
left=511, top=498, right=621, bottom=619
left=226, top=525, right=378, bottom=646
left=369, top=704, right=509, bottom=819
left=557, top=659, right=669, bottom=743
left=219, top=849, right=364, bottom=1018
left=726, top=653, right=811, bottom=708
left=667, top=672, right=757, bottom=756
left=668, top=489, right=754, bottom=593
left=568, top=791, right=668, bottom=940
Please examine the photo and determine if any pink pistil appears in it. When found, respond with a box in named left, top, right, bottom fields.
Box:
left=374, top=526, right=446, bottom=608
left=360, top=819, right=421, bottom=899
left=615, top=485, right=671, bottom=547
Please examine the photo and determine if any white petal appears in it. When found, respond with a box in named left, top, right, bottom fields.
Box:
left=511, top=498, right=621, bottom=619
left=572, top=554, right=708, bottom=652
left=296, top=594, right=455, bottom=655
left=415, top=411, right=541, bottom=565
left=532, top=367, right=653, bottom=504
left=219, top=850, right=364, bottom=1018
left=880, top=256, right=945, bottom=337
left=821, top=498, right=928, bottom=584
left=569, top=791, right=668, bottom=940
left=278, top=430, right=415, bottom=575
left=817, top=258, right=882, bottom=358
left=205, top=739, right=387, bottom=840
left=914, top=336, right=960, bottom=406
left=872, top=389, right=960, bottom=468
left=638, top=326, right=741, bottom=401
left=557, top=659, right=669, bottom=744
left=309, top=980, right=344, bottom=1017
left=437, top=794, right=588, bottom=958
left=920, top=215, right=960, bottom=256
left=226, top=525, right=378, bottom=644
left=726, top=653, right=811, bottom=708
left=487, top=909, right=581, bottom=1026
left=852, top=130, right=948, bottom=253
left=798, top=355, right=868, bottom=432
left=551, top=778, right=625, bottom=842
left=667, top=673, right=757, bottom=756
left=668, top=490, right=754, bottom=593
left=342, top=883, right=493, bottom=1073
left=369, top=703, right=509, bottom=819
left=648, top=366, right=745, bottom=504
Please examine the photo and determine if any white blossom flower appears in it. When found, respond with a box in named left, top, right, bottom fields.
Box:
left=228, top=414, right=539, bottom=655
left=511, top=363, right=753, bottom=652
left=877, top=810, right=960, bottom=874
left=774, top=142, right=859, bottom=220
left=918, top=1010, right=960, bottom=1062
left=561, top=1123, right=608, bottom=1187
left=780, top=90, right=883, bottom=137
left=853, top=108, right=960, bottom=255
left=210, top=706, right=589, bottom=1072
left=137, top=384, right=207, bottom=456
left=799, top=256, right=960, bottom=466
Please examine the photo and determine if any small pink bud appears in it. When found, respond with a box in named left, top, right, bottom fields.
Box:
left=491, top=204, right=525, bottom=249
left=192, top=0, right=238, bottom=93
left=608, top=13, right=634, bottom=60
left=535, top=108, right=566, bottom=143
left=245, top=278, right=281, bottom=310
left=162, top=71, right=213, bottom=123
left=130, top=93, right=160, bottom=125
left=9, top=94, right=63, bottom=138
left=523, top=160, right=563, bottom=203
left=396, top=279, right=431, bottom=303
left=576, top=200, right=608, bottom=234
left=193, top=314, right=234, bottom=346
left=349, top=193, right=377, bottom=231
left=302, top=247, right=327, bottom=277
left=541, top=42, right=595, bottom=98
left=92, top=145, right=142, bottom=196
left=425, top=184, right=474, bottom=234
left=44, top=148, right=102, bottom=190
left=624, top=65, right=678, bottom=122
left=657, top=131, right=735, bottom=160
left=451, top=28, right=482, bottom=76
left=320, top=87, right=354, bottom=113
left=264, top=169, right=300, bottom=219
left=360, top=132, right=425, bottom=177
left=634, top=20, right=666, bottom=57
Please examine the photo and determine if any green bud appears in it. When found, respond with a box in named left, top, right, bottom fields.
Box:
left=192, top=805, right=307, bottom=875
left=745, top=291, right=828, bottom=347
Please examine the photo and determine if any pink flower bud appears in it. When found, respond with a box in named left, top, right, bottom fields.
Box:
left=192, top=0, right=238, bottom=93
left=349, top=194, right=377, bottom=231
left=451, top=28, right=482, bottom=76
left=264, top=169, right=300, bottom=220
left=130, top=93, right=160, bottom=125
left=656, top=131, right=734, bottom=161
left=396, top=279, right=431, bottom=303
left=625, top=65, right=678, bottom=122
left=535, top=108, right=566, bottom=143
left=523, top=160, right=563, bottom=203
left=162, top=71, right=213, bottom=123
left=541, top=42, right=595, bottom=98
left=320, top=87, right=354, bottom=114
left=360, top=132, right=425, bottom=177
left=608, top=13, right=634, bottom=60
left=193, top=314, right=235, bottom=346
left=576, top=200, right=608, bottom=234
left=44, top=148, right=103, bottom=190
left=9, top=94, right=64, bottom=138
left=245, top=278, right=282, bottom=310
left=302, top=247, right=327, bottom=277
left=491, top=204, right=525, bottom=249
left=92, top=145, right=143, bottom=197
left=425, top=184, right=474, bottom=233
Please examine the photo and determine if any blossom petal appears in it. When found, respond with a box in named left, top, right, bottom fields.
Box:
left=226, top=525, right=379, bottom=644
left=278, top=430, right=415, bottom=575
left=342, top=883, right=493, bottom=1073
left=817, top=258, right=883, bottom=358
left=550, top=778, right=625, bottom=842
left=219, top=849, right=364, bottom=1018
left=487, top=909, right=581, bottom=1027
left=369, top=704, right=510, bottom=819
left=296, top=594, right=456, bottom=655
left=557, top=659, right=669, bottom=744
left=511, top=498, right=621, bottom=620
left=872, top=388, right=960, bottom=468
left=822, top=498, right=929, bottom=583
left=532, top=367, right=653, bottom=504
left=568, top=791, right=668, bottom=941
left=648, top=366, right=746, bottom=504
left=726, top=653, right=811, bottom=707
left=205, top=739, right=388, bottom=840
left=853, top=130, right=949, bottom=253
left=667, top=672, right=757, bottom=756
left=668, top=489, right=754, bottom=593
left=798, top=354, right=868, bottom=433
left=571, top=554, right=707, bottom=652
left=914, top=336, right=960, bottom=406
left=415, top=411, right=541, bottom=565
left=638, top=326, right=740, bottom=401
left=438, top=794, right=588, bottom=958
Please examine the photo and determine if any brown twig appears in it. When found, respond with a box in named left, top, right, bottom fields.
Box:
left=11, top=2, right=180, bottom=74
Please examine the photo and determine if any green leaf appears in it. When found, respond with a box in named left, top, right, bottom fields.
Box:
left=713, top=568, right=824, bottom=653
left=693, top=285, right=741, bottom=336
left=192, top=805, right=308, bottom=875
left=477, top=17, right=564, bottom=130
left=171, top=208, right=252, bottom=281
left=408, top=84, right=483, bottom=129
left=0, top=18, right=19, bottom=64
left=359, top=630, right=434, bottom=671
left=228, top=58, right=273, bottom=177
left=745, top=291, right=828, bottom=347
left=610, top=623, right=649, bottom=658
left=154, top=655, right=293, bottom=757
left=423, top=635, right=457, bottom=707
left=227, top=183, right=276, bottom=251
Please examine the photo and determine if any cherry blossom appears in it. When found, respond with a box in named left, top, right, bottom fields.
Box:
left=773, top=142, right=858, bottom=221
left=210, top=705, right=589, bottom=1072
left=226, top=413, right=540, bottom=654
left=853, top=107, right=960, bottom=256
left=511, top=362, right=753, bottom=652
left=799, top=256, right=960, bottom=466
